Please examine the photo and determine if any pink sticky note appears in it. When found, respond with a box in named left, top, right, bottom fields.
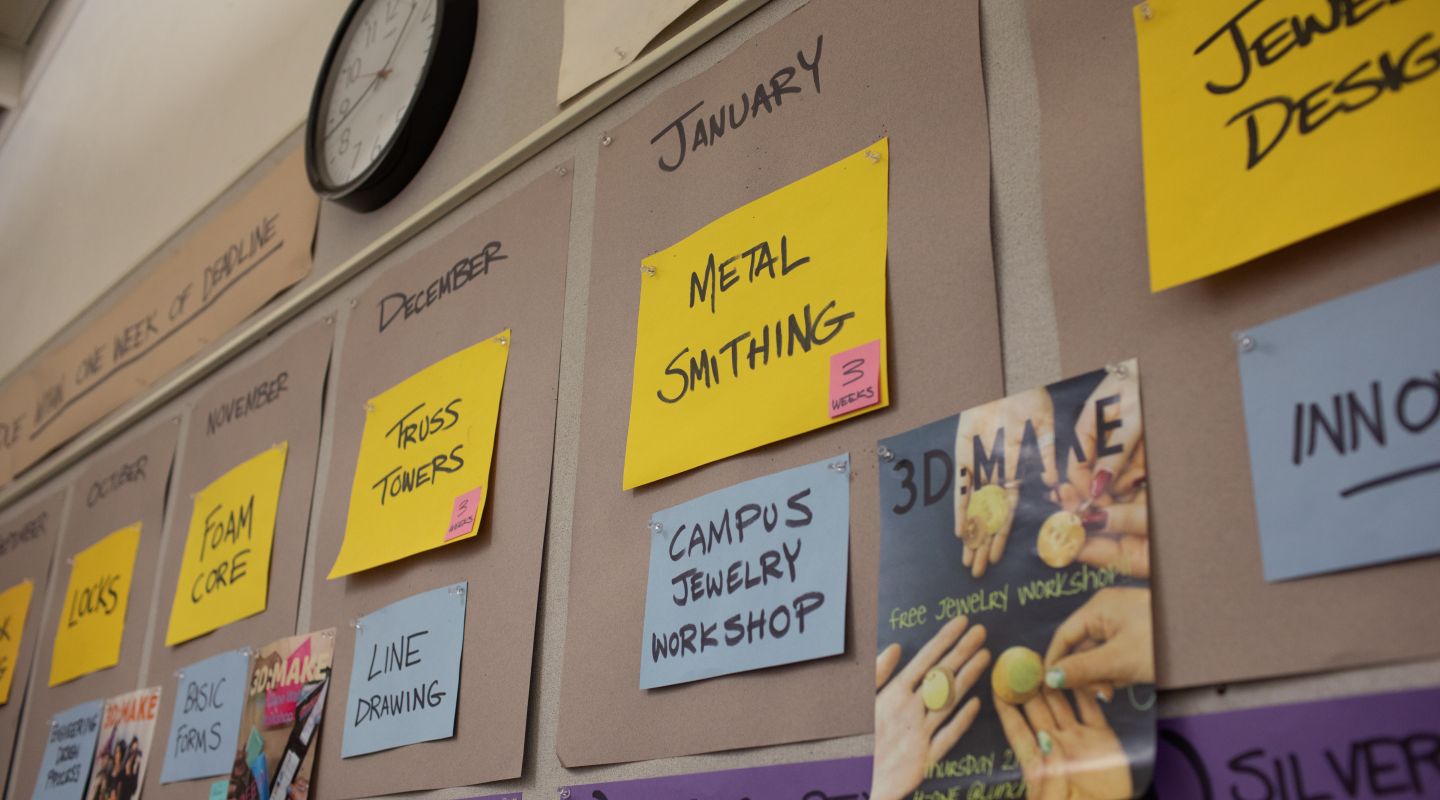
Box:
left=829, top=340, right=882, bottom=418
left=446, top=487, right=483, bottom=541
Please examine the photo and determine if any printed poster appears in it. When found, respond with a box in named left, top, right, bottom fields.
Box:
left=341, top=583, right=467, bottom=757
left=51, top=525, right=142, bottom=686
left=167, top=444, right=288, bottom=645
left=1237, top=263, right=1440, bottom=581
left=639, top=456, right=850, bottom=689
left=624, top=139, right=890, bottom=488
left=330, top=333, right=510, bottom=578
left=875, top=360, right=1156, bottom=800
left=159, top=648, right=251, bottom=783
left=33, top=700, right=103, bottom=800
left=1135, top=0, right=1440, bottom=290
left=228, top=631, right=334, bottom=800
left=0, top=579, right=34, bottom=703
left=85, top=686, right=161, bottom=800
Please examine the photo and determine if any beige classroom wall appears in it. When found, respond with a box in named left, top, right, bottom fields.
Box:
left=1, top=0, right=1437, bottom=798
left=0, top=0, right=349, bottom=379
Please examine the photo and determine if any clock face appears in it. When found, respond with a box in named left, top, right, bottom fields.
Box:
left=316, top=0, right=438, bottom=189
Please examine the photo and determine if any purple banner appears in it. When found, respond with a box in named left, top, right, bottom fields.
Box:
left=561, top=757, right=871, bottom=800
left=1153, top=686, right=1440, bottom=799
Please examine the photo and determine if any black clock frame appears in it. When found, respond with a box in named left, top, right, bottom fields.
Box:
left=305, top=0, right=476, bottom=211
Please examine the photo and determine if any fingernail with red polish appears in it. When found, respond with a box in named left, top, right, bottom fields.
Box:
left=1089, top=469, right=1113, bottom=499
left=1082, top=508, right=1108, bottom=531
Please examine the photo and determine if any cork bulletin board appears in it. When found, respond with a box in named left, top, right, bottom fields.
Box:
left=1, top=0, right=1435, bottom=795
left=0, top=488, right=66, bottom=795
left=1028, top=0, right=1440, bottom=690
left=139, top=319, right=333, bottom=800
left=306, top=166, right=575, bottom=796
left=10, top=420, right=178, bottom=800
left=557, top=0, right=1004, bottom=767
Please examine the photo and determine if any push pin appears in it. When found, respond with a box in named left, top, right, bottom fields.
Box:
left=556, top=166, right=568, bottom=177
left=496, top=334, right=508, bottom=346
left=172, top=416, right=181, bottom=426
left=829, top=460, right=848, bottom=474
left=449, top=584, right=466, bottom=596
left=878, top=446, right=895, bottom=462
left=175, top=670, right=185, bottom=681
left=349, top=298, right=358, bottom=308
left=1235, top=332, right=1257, bottom=352
left=364, top=401, right=376, bottom=413
left=649, top=521, right=664, bottom=535
left=642, top=265, right=657, bottom=277
left=865, top=150, right=882, bottom=163
left=325, top=315, right=335, bottom=326
left=559, top=789, right=572, bottom=800
left=1140, top=1, right=1152, bottom=20
left=1106, top=362, right=1129, bottom=378
left=601, top=134, right=613, bottom=147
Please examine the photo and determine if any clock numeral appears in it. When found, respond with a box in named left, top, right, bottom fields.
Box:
left=371, top=139, right=384, bottom=160
left=339, top=127, right=352, bottom=154
left=386, top=0, right=401, bottom=22
left=364, top=17, right=378, bottom=46
left=342, top=58, right=362, bottom=87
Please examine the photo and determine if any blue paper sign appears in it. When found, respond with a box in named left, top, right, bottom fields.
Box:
left=341, top=582, right=467, bottom=757
left=32, top=699, right=102, bottom=800
left=639, top=455, right=851, bottom=689
left=159, top=648, right=250, bottom=783
left=1238, top=263, right=1440, bottom=581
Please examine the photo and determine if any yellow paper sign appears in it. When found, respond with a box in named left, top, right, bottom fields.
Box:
left=1136, top=0, right=1440, bottom=291
left=623, top=140, right=890, bottom=489
left=329, top=332, right=510, bottom=578
left=0, top=580, right=34, bottom=703
left=51, top=524, right=140, bottom=686
left=166, top=443, right=289, bottom=646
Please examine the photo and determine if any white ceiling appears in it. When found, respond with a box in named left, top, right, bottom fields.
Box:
left=0, top=0, right=350, bottom=379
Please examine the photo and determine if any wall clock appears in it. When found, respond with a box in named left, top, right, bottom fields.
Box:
left=305, top=0, right=476, bottom=211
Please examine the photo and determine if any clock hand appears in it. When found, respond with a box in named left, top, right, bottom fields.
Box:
left=376, top=2, right=420, bottom=75
left=325, top=1, right=419, bottom=139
